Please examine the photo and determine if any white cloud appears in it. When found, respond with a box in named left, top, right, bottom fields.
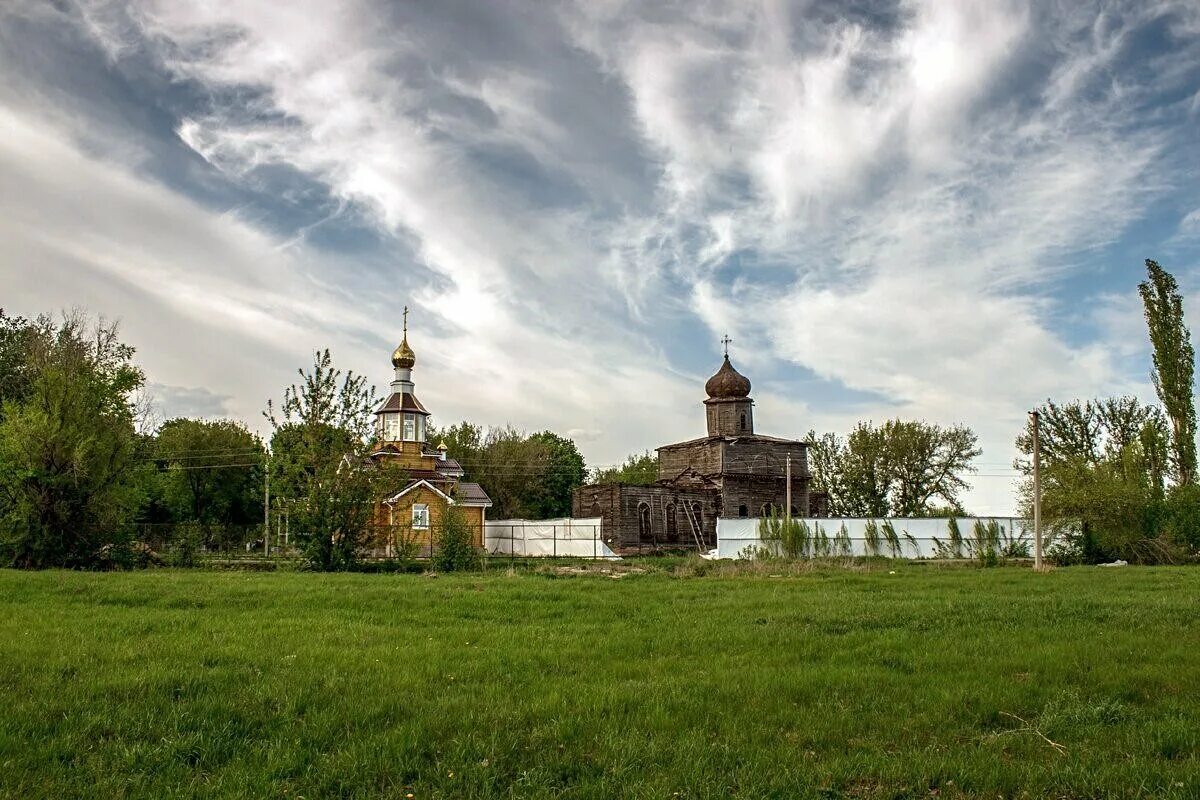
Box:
left=3, top=0, right=1200, bottom=513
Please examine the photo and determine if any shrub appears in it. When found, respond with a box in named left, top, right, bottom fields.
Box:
left=1162, top=484, right=1200, bottom=552
left=972, top=520, right=999, bottom=567
left=757, top=510, right=811, bottom=559
left=171, top=523, right=202, bottom=568
left=433, top=506, right=478, bottom=572
left=998, top=522, right=1031, bottom=559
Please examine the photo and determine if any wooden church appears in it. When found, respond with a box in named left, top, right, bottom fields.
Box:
left=367, top=310, right=491, bottom=551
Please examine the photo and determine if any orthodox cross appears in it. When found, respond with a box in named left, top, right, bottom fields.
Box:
left=721, top=334, right=732, bottom=357
left=403, top=305, right=409, bottom=335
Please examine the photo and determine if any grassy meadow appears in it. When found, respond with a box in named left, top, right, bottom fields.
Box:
left=0, top=563, right=1197, bottom=799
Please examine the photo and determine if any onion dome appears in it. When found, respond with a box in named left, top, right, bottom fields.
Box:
left=391, top=335, right=415, bottom=369
left=705, top=355, right=751, bottom=399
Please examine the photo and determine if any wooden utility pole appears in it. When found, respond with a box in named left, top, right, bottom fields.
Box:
left=263, top=455, right=271, bottom=557
left=1030, top=410, right=1041, bottom=570
left=785, top=453, right=793, bottom=523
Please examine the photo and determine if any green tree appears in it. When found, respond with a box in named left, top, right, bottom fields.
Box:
left=427, top=422, right=586, bottom=520
left=266, top=349, right=402, bottom=570
left=590, top=451, right=658, bottom=485
left=806, top=420, right=979, bottom=516
left=0, top=312, right=145, bottom=568
left=0, top=310, right=38, bottom=414
left=526, top=430, right=585, bottom=518
left=1138, top=259, right=1196, bottom=486
left=1016, top=397, right=1175, bottom=562
left=153, top=417, right=265, bottom=526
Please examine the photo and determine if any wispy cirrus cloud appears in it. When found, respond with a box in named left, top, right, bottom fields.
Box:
left=2, top=0, right=1200, bottom=513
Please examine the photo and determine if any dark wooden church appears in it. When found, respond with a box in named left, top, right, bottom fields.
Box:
left=572, top=345, right=826, bottom=551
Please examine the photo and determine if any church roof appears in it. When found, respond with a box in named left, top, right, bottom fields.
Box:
left=375, top=391, right=429, bottom=415
left=657, top=432, right=806, bottom=451
left=457, top=482, right=492, bottom=507
left=704, top=355, right=752, bottom=399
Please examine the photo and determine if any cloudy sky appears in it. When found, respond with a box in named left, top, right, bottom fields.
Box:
left=3, top=0, right=1199, bottom=513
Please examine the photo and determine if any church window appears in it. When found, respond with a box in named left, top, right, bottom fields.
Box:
left=665, top=503, right=677, bottom=542
left=412, top=504, right=430, bottom=530
left=760, top=503, right=773, bottom=517
left=740, top=413, right=747, bottom=431
left=738, top=504, right=748, bottom=518
left=403, top=414, right=416, bottom=441
left=638, top=502, right=652, bottom=542
left=384, top=414, right=401, bottom=441
left=416, top=415, right=426, bottom=442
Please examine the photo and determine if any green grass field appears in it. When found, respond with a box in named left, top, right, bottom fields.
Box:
left=1, top=564, right=1197, bottom=799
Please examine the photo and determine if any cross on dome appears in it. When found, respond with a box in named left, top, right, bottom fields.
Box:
left=391, top=305, right=416, bottom=369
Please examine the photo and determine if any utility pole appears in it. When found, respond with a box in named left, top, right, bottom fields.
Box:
left=263, top=454, right=271, bottom=557
left=1030, top=410, right=1041, bottom=570
left=785, top=453, right=792, bottom=523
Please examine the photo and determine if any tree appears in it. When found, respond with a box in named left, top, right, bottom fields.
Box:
left=806, top=420, right=979, bottom=517
left=589, top=451, right=658, bottom=485
left=0, top=312, right=145, bottom=568
left=805, top=431, right=848, bottom=513
left=153, top=417, right=265, bottom=528
left=1138, top=259, right=1196, bottom=486
left=0, top=310, right=38, bottom=414
left=526, top=431, right=585, bottom=518
left=1016, top=397, right=1175, bottom=562
left=427, top=422, right=586, bottom=520
left=266, top=349, right=402, bottom=570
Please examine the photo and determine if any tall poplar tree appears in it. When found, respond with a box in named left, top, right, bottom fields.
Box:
left=1138, top=259, right=1196, bottom=486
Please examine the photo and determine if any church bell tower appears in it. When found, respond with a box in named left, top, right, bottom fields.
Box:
left=703, top=336, right=753, bottom=437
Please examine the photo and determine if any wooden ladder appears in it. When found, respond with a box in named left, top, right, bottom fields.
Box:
left=683, top=502, right=706, bottom=551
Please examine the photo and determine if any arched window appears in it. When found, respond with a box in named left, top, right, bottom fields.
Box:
left=740, top=413, right=747, bottom=431
left=638, top=502, right=653, bottom=542
left=665, top=503, right=678, bottom=542
left=738, top=504, right=748, bottom=518
left=760, top=503, right=772, bottom=517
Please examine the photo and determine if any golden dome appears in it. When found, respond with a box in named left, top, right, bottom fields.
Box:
left=391, top=336, right=415, bottom=369
left=392, top=305, right=415, bottom=368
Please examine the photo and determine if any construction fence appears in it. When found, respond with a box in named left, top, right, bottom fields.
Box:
left=484, top=518, right=618, bottom=559
left=716, top=517, right=1034, bottom=560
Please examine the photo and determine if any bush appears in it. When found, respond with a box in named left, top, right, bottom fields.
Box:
left=171, top=523, right=201, bottom=568
left=757, top=510, right=811, bottom=558
left=1163, top=484, right=1200, bottom=552
left=433, top=506, right=478, bottom=572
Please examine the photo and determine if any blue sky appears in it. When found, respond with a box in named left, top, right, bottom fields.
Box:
left=2, top=0, right=1199, bottom=514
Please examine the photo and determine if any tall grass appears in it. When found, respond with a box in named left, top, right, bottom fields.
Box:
left=863, top=519, right=883, bottom=557
left=932, top=518, right=966, bottom=559
left=757, top=510, right=811, bottom=558
left=881, top=520, right=903, bottom=558
left=813, top=523, right=831, bottom=557
left=833, top=523, right=854, bottom=557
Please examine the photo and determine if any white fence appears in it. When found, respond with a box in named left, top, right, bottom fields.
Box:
left=716, top=517, right=1032, bottom=559
left=484, top=518, right=620, bottom=559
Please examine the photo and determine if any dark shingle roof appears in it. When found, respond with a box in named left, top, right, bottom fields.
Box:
left=374, top=392, right=429, bottom=415
left=457, top=482, right=492, bottom=507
